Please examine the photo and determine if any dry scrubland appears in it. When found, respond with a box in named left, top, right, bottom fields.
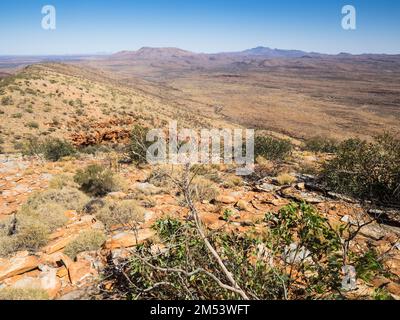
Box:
left=0, top=55, right=399, bottom=300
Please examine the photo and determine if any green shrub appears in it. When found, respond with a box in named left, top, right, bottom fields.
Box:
left=103, top=203, right=390, bottom=300
left=254, top=135, right=292, bottom=161
left=0, top=288, right=49, bottom=300
left=354, top=249, right=385, bottom=282
left=304, top=136, right=339, bottom=153
left=42, top=138, right=76, bottom=161
left=96, top=200, right=145, bottom=230
left=74, top=164, right=119, bottom=196
left=109, top=218, right=286, bottom=300
left=321, top=133, right=400, bottom=205
left=64, top=230, right=106, bottom=259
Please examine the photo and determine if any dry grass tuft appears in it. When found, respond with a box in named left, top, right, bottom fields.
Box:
left=96, top=200, right=145, bottom=230
left=0, top=288, right=49, bottom=300
left=276, top=173, right=297, bottom=186
left=64, top=229, right=106, bottom=260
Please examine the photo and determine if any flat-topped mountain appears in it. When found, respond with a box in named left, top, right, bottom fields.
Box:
left=112, top=47, right=195, bottom=60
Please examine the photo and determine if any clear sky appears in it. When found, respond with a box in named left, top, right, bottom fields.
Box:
left=0, top=0, right=399, bottom=55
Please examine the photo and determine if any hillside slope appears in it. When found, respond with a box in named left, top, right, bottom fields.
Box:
left=0, top=63, right=233, bottom=153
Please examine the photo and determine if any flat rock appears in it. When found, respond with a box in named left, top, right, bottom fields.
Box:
left=359, top=224, right=385, bottom=241
left=104, top=229, right=155, bottom=249
left=256, top=183, right=279, bottom=192
left=0, top=255, right=40, bottom=281
left=43, top=234, right=79, bottom=254
left=215, top=195, right=237, bottom=204
left=68, top=260, right=97, bottom=285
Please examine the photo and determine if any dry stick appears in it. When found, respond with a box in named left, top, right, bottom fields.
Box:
left=180, top=163, right=250, bottom=300
left=134, top=254, right=249, bottom=298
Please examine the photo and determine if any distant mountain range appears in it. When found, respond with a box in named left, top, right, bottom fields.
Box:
left=111, top=46, right=399, bottom=60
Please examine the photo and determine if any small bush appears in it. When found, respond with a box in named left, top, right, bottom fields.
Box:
left=42, top=138, right=76, bottom=161
left=14, top=215, right=50, bottom=251
left=108, top=218, right=286, bottom=300
left=12, top=113, right=23, bottom=119
left=0, top=288, right=49, bottom=300
left=25, top=121, right=39, bottom=129
left=1, top=96, right=13, bottom=106
left=128, top=125, right=152, bottom=165
left=254, top=136, right=292, bottom=161
left=49, top=174, right=79, bottom=190
left=26, top=187, right=89, bottom=212
left=74, top=164, right=120, bottom=197
left=321, top=133, right=400, bottom=205
left=64, top=230, right=106, bottom=260
left=147, top=165, right=182, bottom=190
left=255, top=155, right=277, bottom=176
left=304, top=136, right=339, bottom=153
left=19, top=203, right=68, bottom=232
left=222, top=174, right=243, bottom=188
left=0, top=235, right=18, bottom=257
left=181, top=176, right=219, bottom=204
left=96, top=200, right=145, bottom=230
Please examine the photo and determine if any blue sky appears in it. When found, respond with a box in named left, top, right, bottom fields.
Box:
left=0, top=0, right=399, bottom=55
